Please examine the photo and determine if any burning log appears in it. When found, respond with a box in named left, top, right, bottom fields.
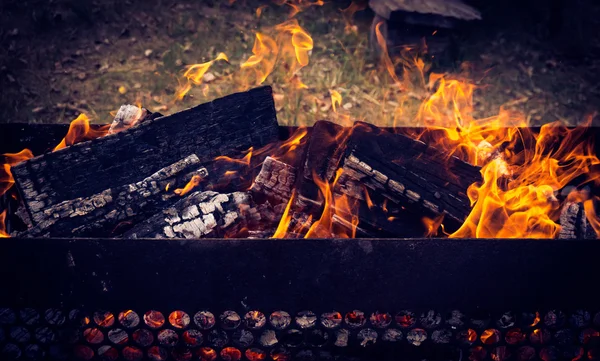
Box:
left=250, top=156, right=296, bottom=205
left=294, top=120, right=351, bottom=211
left=11, top=86, right=280, bottom=229
left=337, top=122, right=482, bottom=229
left=558, top=201, right=597, bottom=240
left=22, top=155, right=208, bottom=237
left=122, top=191, right=262, bottom=239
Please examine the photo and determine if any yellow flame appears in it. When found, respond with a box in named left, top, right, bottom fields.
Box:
left=330, top=90, right=342, bottom=113
left=176, top=52, right=229, bottom=100
left=174, top=175, right=203, bottom=196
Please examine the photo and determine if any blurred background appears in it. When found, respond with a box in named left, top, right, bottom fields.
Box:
left=0, top=0, right=599, bottom=126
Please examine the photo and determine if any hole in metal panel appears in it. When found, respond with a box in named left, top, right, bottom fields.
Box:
left=97, top=345, right=118, bottom=361
left=147, top=345, right=168, bottom=361
left=446, top=310, right=465, bottom=329
left=220, top=347, right=242, bottom=361
left=232, top=329, right=254, bottom=348
left=157, top=329, right=179, bottom=347
left=0, top=308, right=16, bottom=325
left=480, top=329, right=501, bottom=345
left=470, top=313, right=491, bottom=329
left=197, top=347, right=217, bottom=361
left=539, top=346, right=559, bottom=361
left=122, top=346, right=143, bottom=361
left=172, top=346, right=193, bottom=361
left=1, top=343, right=21, bottom=359
left=307, top=329, right=329, bottom=347
left=334, top=329, right=349, bottom=347
left=208, top=329, right=229, bottom=348
left=82, top=328, right=104, bottom=344
left=320, top=312, right=342, bottom=329
left=169, top=311, right=190, bottom=329
left=505, top=328, right=526, bottom=345
left=544, top=310, right=566, bottom=329
left=132, top=328, right=154, bottom=347
left=295, top=311, right=317, bottom=329
left=93, top=311, right=114, bottom=328
left=521, top=312, right=541, bottom=328
left=491, top=346, right=510, bottom=361
left=580, top=328, right=600, bottom=344
left=554, top=329, right=574, bottom=345
left=245, top=311, right=266, bottom=330
left=420, top=310, right=442, bottom=329
left=182, top=329, right=203, bottom=347
left=107, top=328, right=128, bottom=345
left=144, top=310, right=165, bottom=329
left=19, top=309, right=39, bottom=326
left=357, top=328, right=378, bottom=347
left=194, top=311, right=216, bottom=330
left=432, top=329, right=452, bottom=344
left=45, top=308, right=66, bottom=326
left=118, top=310, right=140, bottom=328
left=68, top=310, right=90, bottom=327
left=516, top=346, right=536, bottom=361
left=395, top=311, right=416, bottom=328
left=9, top=326, right=30, bottom=343
left=382, top=328, right=403, bottom=342
left=246, top=347, right=267, bottom=361
left=270, top=347, right=291, bottom=361
left=571, top=310, right=591, bottom=328
left=259, top=330, right=278, bottom=347
left=468, top=346, right=487, bottom=361
left=269, top=311, right=291, bottom=330
left=345, top=310, right=366, bottom=329
left=220, top=311, right=241, bottom=330
left=496, top=311, right=516, bottom=329
left=369, top=312, right=392, bottom=329
left=72, top=345, right=94, bottom=360
left=456, top=328, right=477, bottom=346
left=34, top=326, right=56, bottom=344
left=530, top=328, right=551, bottom=345
left=282, top=329, right=303, bottom=347
left=25, top=343, right=45, bottom=360
left=406, top=328, right=427, bottom=346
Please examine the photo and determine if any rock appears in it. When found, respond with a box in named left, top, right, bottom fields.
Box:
left=144, top=49, right=153, bottom=57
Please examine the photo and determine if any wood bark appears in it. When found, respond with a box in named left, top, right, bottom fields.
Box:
left=122, top=191, right=263, bottom=239
left=12, top=86, right=279, bottom=228
left=22, top=155, right=207, bottom=238
left=558, top=201, right=597, bottom=239
left=337, top=122, right=482, bottom=228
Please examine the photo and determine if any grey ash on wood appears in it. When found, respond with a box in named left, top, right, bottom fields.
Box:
left=22, top=155, right=207, bottom=237
left=12, top=86, right=280, bottom=228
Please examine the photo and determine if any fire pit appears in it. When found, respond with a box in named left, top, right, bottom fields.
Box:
left=1, top=85, right=600, bottom=360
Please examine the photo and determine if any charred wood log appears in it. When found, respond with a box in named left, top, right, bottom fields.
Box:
left=250, top=156, right=296, bottom=205
left=122, top=191, right=263, bottom=239
left=22, top=155, right=207, bottom=237
left=294, top=120, right=351, bottom=211
left=558, top=201, right=597, bottom=239
left=12, top=86, right=279, bottom=228
left=338, top=122, right=481, bottom=228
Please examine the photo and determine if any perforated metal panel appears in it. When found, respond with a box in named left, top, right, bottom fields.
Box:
left=1, top=308, right=599, bottom=360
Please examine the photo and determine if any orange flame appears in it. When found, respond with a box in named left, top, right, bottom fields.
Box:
left=53, top=114, right=110, bottom=151
left=1, top=149, right=34, bottom=198
left=423, top=215, right=445, bottom=237
left=174, top=175, right=203, bottom=196
left=340, top=1, right=368, bottom=33
left=241, top=33, right=279, bottom=85
left=272, top=191, right=295, bottom=238
left=0, top=209, right=8, bottom=238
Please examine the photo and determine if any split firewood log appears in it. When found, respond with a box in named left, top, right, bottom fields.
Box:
left=22, top=155, right=207, bottom=237
left=122, top=191, right=264, bottom=239
left=558, top=201, right=597, bottom=239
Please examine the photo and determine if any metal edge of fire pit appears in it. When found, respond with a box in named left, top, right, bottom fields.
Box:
left=1, top=237, right=599, bottom=313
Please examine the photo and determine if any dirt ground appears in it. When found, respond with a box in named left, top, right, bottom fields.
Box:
left=1, top=0, right=599, bottom=127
